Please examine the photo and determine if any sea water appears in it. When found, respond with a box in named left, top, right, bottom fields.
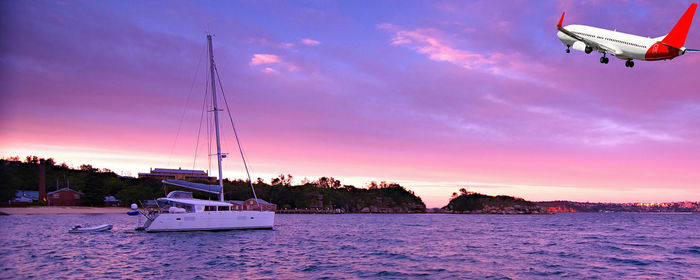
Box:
left=0, top=213, right=698, bottom=279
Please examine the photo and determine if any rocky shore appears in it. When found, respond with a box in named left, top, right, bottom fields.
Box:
left=441, top=204, right=549, bottom=214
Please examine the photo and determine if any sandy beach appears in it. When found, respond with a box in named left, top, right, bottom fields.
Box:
left=0, top=206, right=130, bottom=215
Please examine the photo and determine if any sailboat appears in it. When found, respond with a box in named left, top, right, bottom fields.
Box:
left=135, top=35, right=275, bottom=232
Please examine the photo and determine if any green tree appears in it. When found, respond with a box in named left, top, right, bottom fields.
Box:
left=81, top=176, right=106, bottom=206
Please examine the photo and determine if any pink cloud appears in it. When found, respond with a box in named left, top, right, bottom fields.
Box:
left=301, top=38, right=320, bottom=46
left=248, top=53, right=299, bottom=72
left=249, top=54, right=280, bottom=65
left=279, top=42, right=295, bottom=48
left=262, top=67, right=277, bottom=74
left=377, top=23, right=552, bottom=83
left=379, top=23, right=493, bottom=69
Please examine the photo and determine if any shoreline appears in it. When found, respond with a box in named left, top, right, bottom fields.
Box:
left=1, top=207, right=696, bottom=216
left=0, top=206, right=130, bottom=215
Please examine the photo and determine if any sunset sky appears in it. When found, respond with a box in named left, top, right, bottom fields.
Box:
left=2, top=0, right=699, bottom=207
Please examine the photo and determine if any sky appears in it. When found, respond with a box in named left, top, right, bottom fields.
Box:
left=1, top=0, right=699, bottom=208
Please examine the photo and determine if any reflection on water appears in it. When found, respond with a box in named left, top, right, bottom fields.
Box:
left=1, top=213, right=698, bottom=278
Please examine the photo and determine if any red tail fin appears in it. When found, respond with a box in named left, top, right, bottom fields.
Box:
left=558, top=12, right=565, bottom=28
left=661, top=3, right=697, bottom=48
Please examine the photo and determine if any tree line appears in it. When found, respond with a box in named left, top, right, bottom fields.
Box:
left=0, top=157, right=426, bottom=212
left=442, top=188, right=535, bottom=212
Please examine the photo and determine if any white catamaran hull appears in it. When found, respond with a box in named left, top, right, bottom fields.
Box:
left=144, top=211, right=274, bottom=232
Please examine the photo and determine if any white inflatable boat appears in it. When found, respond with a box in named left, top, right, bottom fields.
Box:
left=68, top=224, right=113, bottom=233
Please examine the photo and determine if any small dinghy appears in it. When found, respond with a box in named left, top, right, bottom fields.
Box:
left=68, top=224, right=113, bottom=233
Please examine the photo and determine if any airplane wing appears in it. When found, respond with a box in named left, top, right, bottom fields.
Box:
left=557, top=12, right=621, bottom=55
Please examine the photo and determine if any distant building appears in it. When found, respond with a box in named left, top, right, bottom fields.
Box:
left=243, top=198, right=277, bottom=211
left=228, top=200, right=245, bottom=211
left=47, top=188, right=82, bottom=206
left=104, top=196, right=123, bottom=207
left=138, top=168, right=216, bottom=182
left=10, top=190, right=39, bottom=205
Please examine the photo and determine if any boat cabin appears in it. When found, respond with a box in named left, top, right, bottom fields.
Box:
left=157, top=191, right=232, bottom=213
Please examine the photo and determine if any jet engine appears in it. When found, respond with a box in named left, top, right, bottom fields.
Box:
left=572, top=41, right=593, bottom=54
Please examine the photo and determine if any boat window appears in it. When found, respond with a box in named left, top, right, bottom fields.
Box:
left=205, top=206, right=216, bottom=211
left=174, top=203, right=194, bottom=213
left=218, top=206, right=230, bottom=211
left=167, top=191, right=194, bottom=199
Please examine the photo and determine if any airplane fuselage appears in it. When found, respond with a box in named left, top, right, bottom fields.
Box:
left=557, top=25, right=681, bottom=61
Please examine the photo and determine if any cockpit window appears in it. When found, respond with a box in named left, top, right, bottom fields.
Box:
left=166, top=191, right=194, bottom=199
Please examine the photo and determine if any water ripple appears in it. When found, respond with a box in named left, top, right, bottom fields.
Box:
left=0, top=213, right=698, bottom=279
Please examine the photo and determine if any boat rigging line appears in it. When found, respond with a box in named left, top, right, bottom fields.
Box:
left=168, top=46, right=206, bottom=167
left=192, top=72, right=209, bottom=171
left=213, top=64, right=262, bottom=211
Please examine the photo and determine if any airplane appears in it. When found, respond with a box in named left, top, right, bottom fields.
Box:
left=557, top=3, right=698, bottom=68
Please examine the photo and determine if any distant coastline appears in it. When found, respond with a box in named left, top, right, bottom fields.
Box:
left=0, top=206, right=129, bottom=215
left=3, top=157, right=698, bottom=214
left=534, top=201, right=700, bottom=213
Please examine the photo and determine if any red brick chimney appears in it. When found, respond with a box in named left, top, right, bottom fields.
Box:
left=38, top=159, right=46, bottom=202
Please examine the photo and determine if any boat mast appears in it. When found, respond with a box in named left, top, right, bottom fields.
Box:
left=207, top=34, right=225, bottom=202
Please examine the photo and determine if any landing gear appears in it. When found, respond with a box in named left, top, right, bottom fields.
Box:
left=625, top=59, right=635, bottom=68
left=599, top=54, right=609, bottom=64
left=566, top=45, right=570, bottom=53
